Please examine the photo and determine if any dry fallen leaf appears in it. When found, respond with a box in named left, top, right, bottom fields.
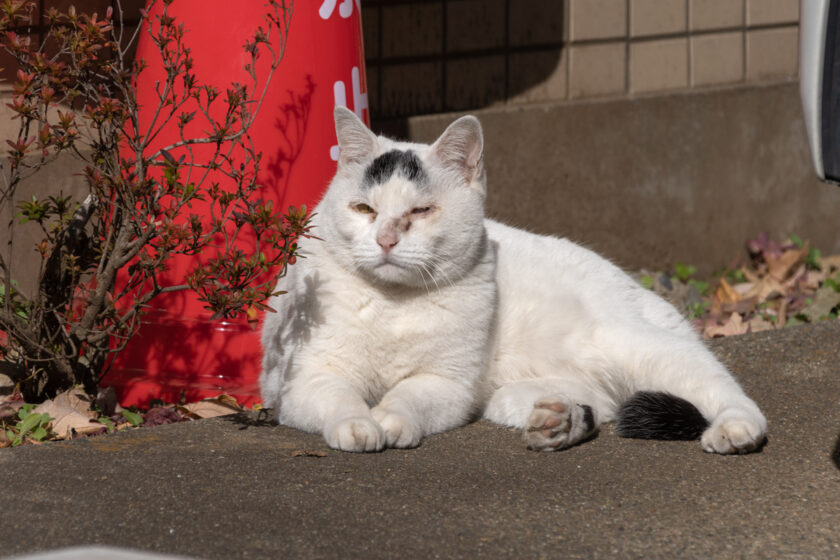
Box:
left=740, top=266, right=760, bottom=284
left=704, top=313, right=750, bottom=338
left=801, top=269, right=827, bottom=291
left=33, top=400, right=106, bottom=439
left=801, top=285, right=840, bottom=322
left=721, top=296, right=758, bottom=316
left=766, top=244, right=808, bottom=281
left=54, top=386, right=97, bottom=419
left=746, top=316, right=775, bottom=333
left=746, top=276, right=785, bottom=304
left=819, top=255, right=840, bottom=272
left=713, top=278, right=740, bottom=306
left=177, top=395, right=242, bottom=420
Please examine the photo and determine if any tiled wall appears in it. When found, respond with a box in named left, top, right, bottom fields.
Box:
left=363, top=0, right=800, bottom=120
left=2, top=1, right=800, bottom=121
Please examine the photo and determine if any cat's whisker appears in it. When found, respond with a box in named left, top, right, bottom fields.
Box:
left=428, top=256, right=460, bottom=290
left=415, top=263, right=433, bottom=295
left=425, top=262, right=444, bottom=293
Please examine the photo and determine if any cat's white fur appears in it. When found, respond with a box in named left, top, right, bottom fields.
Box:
left=260, top=106, right=767, bottom=454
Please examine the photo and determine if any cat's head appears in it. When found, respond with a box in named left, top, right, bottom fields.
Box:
left=317, top=106, right=488, bottom=289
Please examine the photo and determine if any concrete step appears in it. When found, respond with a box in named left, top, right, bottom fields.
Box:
left=2, top=321, right=839, bottom=559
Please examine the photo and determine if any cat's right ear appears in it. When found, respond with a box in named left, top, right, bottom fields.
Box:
left=430, top=115, right=484, bottom=188
left=334, top=106, right=377, bottom=167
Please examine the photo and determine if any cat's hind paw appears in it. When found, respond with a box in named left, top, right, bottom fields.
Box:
left=371, top=406, right=422, bottom=448
left=701, top=409, right=767, bottom=454
left=524, top=396, right=598, bottom=452
left=324, top=416, right=385, bottom=453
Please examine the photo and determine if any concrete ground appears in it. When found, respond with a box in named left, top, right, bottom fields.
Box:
left=2, top=321, right=840, bottom=559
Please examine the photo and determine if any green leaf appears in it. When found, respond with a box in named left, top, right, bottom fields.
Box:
left=688, top=301, right=709, bottom=320
left=726, top=269, right=747, bottom=284
left=790, top=234, right=804, bottom=248
left=806, top=248, right=822, bottom=270
left=18, top=412, right=42, bottom=434
left=99, top=417, right=115, bottom=433
left=640, top=275, right=654, bottom=290
left=673, top=262, right=696, bottom=284
left=17, top=404, right=34, bottom=421
left=121, top=409, right=143, bottom=427
left=29, top=426, right=47, bottom=441
left=689, top=279, right=710, bottom=296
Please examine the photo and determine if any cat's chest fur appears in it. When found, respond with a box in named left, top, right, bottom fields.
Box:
left=291, top=236, right=497, bottom=401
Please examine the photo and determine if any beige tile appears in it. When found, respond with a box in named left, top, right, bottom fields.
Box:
left=508, top=49, right=568, bottom=104
left=509, top=0, right=566, bottom=46
left=447, top=0, right=506, bottom=52
left=691, top=32, right=744, bottom=86
left=747, top=0, right=799, bottom=26
left=362, top=6, right=379, bottom=60
left=569, top=42, right=626, bottom=98
left=630, top=38, right=688, bottom=93
left=690, top=0, right=744, bottom=30
left=746, top=26, right=798, bottom=81
left=630, top=0, right=687, bottom=37
left=445, top=56, right=506, bottom=110
left=569, top=0, right=627, bottom=41
left=381, top=3, right=443, bottom=58
left=380, top=63, right=443, bottom=118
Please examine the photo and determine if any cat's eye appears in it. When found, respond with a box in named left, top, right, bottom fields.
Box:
left=353, top=203, right=375, bottom=214
left=411, top=206, right=432, bottom=216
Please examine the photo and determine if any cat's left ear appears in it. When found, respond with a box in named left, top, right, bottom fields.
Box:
left=334, top=105, right=377, bottom=167
left=430, top=115, right=484, bottom=187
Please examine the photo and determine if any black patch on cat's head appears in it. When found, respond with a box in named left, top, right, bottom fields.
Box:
left=363, top=149, right=426, bottom=188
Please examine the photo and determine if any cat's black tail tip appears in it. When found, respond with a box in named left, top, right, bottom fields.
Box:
left=615, top=391, right=709, bottom=441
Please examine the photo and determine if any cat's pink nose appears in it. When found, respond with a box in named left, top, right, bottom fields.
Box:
left=376, top=221, right=401, bottom=253
left=377, top=235, right=398, bottom=253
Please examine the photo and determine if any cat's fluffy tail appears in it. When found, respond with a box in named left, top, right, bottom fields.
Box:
left=615, top=391, right=709, bottom=440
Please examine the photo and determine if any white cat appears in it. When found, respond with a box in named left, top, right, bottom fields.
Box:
left=260, top=107, right=767, bottom=454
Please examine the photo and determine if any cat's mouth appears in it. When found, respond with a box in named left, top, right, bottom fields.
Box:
left=376, top=260, right=405, bottom=271
left=371, top=259, right=417, bottom=284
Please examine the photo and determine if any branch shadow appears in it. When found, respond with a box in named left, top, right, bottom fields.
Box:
left=104, top=78, right=316, bottom=408
left=221, top=409, right=275, bottom=431
left=262, top=73, right=315, bottom=204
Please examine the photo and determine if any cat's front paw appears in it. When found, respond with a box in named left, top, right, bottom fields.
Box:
left=371, top=406, right=422, bottom=448
left=701, top=409, right=766, bottom=454
left=324, top=416, right=385, bottom=453
left=525, top=396, right=598, bottom=452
